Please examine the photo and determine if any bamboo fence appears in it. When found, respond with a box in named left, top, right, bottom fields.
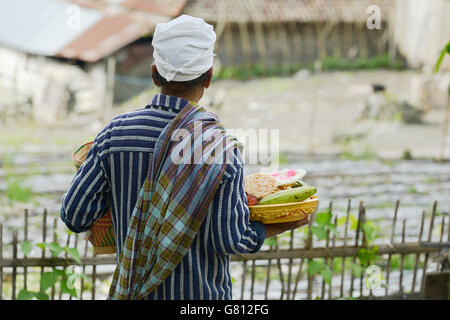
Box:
left=0, top=200, right=448, bottom=300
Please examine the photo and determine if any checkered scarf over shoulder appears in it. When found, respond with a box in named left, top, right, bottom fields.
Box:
left=107, top=101, right=241, bottom=300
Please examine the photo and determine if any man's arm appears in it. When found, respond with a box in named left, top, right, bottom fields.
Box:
left=60, top=141, right=110, bottom=233
left=208, top=148, right=310, bottom=254
left=208, top=148, right=266, bottom=255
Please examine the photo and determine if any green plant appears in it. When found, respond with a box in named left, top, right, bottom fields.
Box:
left=16, top=240, right=90, bottom=300
left=303, top=209, right=338, bottom=285
left=307, top=259, right=332, bottom=285
left=311, top=209, right=337, bottom=241
left=434, top=42, right=450, bottom=73
left=5, top=179, right=33, bottom=203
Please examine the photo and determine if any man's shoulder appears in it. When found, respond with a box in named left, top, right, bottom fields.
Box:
left=98, top=107, right=173, bottom=137
left=92, top=107, right=174, bottom=156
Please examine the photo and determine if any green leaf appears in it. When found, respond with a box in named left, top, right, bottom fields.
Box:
left=308, top=260, right=324, bottom=276
left=66, top=273, right=79, bottom=290
left=64, top=247, right=82, bottom=264
left=40, top=271, right=57, bottom=292
left=315, top=211, right=332, bottom=226
left=349, top=214, right=359, bottom=230
left=362, top=221, right=376, bottom=242
left=434, top=42, right=450, bottom=73
left=320, top=266, right=332, bottom=285
left=351, top=263, right=364, bottom=278
left=47, top=242, right=63, bottom=257
left=358, top=249, right=371, bottom=265
left=264, top=237, right=277, bottom=247
left=36, top=243, right=46, bottom=251
left=60, top=278, right=78, bottom=298
left=53, top=268, right=66, bottom=277
left=311, top=226, right=327, bottom=240
left=328, top=224, right=338, bottom=235
left=337, top=216, right=347, bottom=227
left=21, top=241, right=33, bottom=256
left=17, top=289, right=35, bottom=300
left=34, top=291, right=49, bottom=300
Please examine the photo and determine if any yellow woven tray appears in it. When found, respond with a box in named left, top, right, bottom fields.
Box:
left=249, top=196, right=318, bottom=224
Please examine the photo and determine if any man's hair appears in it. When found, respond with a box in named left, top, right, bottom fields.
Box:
left=153, top=67, right=212, bottom=91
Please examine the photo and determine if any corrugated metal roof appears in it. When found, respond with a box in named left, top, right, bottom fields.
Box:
left=0, top=0, right=171, bottom=62
left=0, top=0, right=103, bottom=56
left=122, top=0, right=188, bottom=17
left=57, top=12, right=156, bottom=62
left=183, top=0, right=394, bottom=23
left=0, top=0, right=395, bottom=62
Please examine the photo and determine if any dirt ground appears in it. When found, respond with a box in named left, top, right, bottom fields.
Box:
left=204, top=70, right=450, bottom=160
left=2, top=69, right=449, bottom=161
left=120, top=69, right=450, bottom=161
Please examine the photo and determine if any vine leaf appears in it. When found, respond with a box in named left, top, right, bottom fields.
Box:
left=34, top=291, right=50, bottom=300
left=40, top=272, right=57, bottom=292
left=64, top=247, right=82, bottom=264
left=315, top=211, right=332, bottom=225
left=434, top=42, right=450, bottom=73
left=308, top=260, right=324, bottom=276
left=320, top=267, right=332, bottom=285
left=17, top=289, right=34, bottom=300
left=60, top=277, right=78, bottom=298
left=47, top=242, right=64, bottom=257
left=21, top=241, right=33, bottom=257
left=311, top=226, right=327, bottom=240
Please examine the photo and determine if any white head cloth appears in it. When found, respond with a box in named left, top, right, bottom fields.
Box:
left=152, top=15, right=216, bottom=82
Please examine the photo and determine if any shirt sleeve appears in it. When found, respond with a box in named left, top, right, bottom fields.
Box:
left=209, top=148, right=266, bottom=255
left=60, top=140, right=110, bottom=233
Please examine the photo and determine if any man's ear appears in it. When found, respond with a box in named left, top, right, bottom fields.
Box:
left=151, top=64, right=160, bottom=87
left=203, top=67, right=213, bottom=89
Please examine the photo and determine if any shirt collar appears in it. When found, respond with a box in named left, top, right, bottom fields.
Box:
left=148, top=94, right=190, bottom=111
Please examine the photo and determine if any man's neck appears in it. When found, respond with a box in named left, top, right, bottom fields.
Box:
left=160, top=89, right=203, bottom=103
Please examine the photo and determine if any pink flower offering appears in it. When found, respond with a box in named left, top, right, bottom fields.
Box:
left=287, top=169, right=296, bottom=177
left=268, top=168, right=307, bottom=186
left=269, top=171, right=279, bottom=177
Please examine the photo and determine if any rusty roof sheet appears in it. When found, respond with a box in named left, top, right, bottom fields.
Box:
left=122, top=0, right=188, bottom=17
left=183, top=0, right=394, bottom=23
left=0, top=0, right=173, bottom=62
left=57, top=11, right=159, bottom=62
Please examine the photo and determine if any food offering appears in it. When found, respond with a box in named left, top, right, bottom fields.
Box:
left=245, top=169, right=318, bottom=224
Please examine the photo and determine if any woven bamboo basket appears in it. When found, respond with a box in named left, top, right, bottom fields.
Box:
left=249, top=196, right=318, bottom=224
left=72, top=142, right=116, bottom=255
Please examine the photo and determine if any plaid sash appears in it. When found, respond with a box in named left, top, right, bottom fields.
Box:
left=108, top=101, right=241, bottom=300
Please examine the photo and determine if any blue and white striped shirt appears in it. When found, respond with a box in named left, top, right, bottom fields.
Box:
left=60, top=94, right=266, bottom=300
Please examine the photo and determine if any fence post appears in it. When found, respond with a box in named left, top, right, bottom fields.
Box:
left=421, top=201, right=438, bottom=292
left=23, top=209, right=28, bottom=291
left=286, top=229, right=295, bottom=299
left=275, top=236, right=286, bottom=300
left=411, top=211, right=425, bottom=292
left=306, top=211, right=316, bottom=300
left=340, top=199, right=351, bottom=298
left=0, top=223, right=3, bottom=300
left=39, top=209, right=48, bottom=292
left=80, top=239, right=89, bottom=300
left=399, top=219, right=407, bottom=296
left=264, top=240, right=274, bottom=300
left=12, top=230, right=18, bottom=300
left=385, top=200, right=400, bottom=295
left=50, top=218, right=57, bottom=300
left=328, top=216, right=337, bottom=299
left=349, top=201, right=363, bottom=297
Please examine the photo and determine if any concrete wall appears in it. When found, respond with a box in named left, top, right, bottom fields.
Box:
left=394, top=0, right=450, bottom=71
left=0, top=46, right=106, bottom=123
